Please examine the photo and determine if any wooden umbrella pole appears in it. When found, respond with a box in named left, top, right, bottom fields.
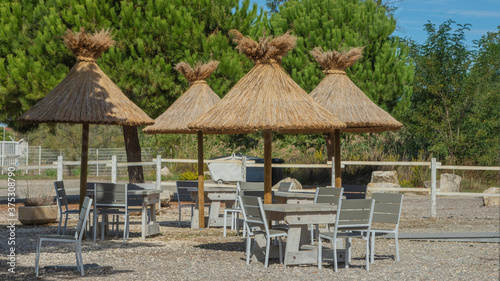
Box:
left=79, top=123, right=89, bottom=210
left=263, top=130, right=272, bottom=204
left=334, top=129, right=342, bottom=187
left=197, top=131, right=205, bottom=229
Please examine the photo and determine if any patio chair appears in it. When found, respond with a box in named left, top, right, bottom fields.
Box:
left=310, top=187, right=343, bottom=244
left=240, top=182, right=265, bottom=198
left=35, top=196, right=93, bottom=277
left=342, top=185, right=367, bottom=199
left=93, top=183, right=129, bottom=243
left=176, top=181, right=210, bottom=227
left=318, top=199, right=375, bottom=272
left=54, top=181, right=80, bottom=235
left=239, top=195, right=287, bottom=268
left=223, top=182, right=243, bottom=237
left=368, top=193, right=404, bottom=263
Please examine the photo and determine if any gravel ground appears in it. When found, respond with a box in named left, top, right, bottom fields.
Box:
left=0, top=195, right=499, bottom=280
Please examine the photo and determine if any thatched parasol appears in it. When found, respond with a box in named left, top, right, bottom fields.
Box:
left=143, top=60, right=221, bottom=228
left=309, top=47, right=403, bottom=187
left=18, top=28, right=154, bottom=209
left=189, top=30, right=346, bottom=204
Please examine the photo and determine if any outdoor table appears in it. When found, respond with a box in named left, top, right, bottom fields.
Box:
left=87, top=184, right=163, bottom=239
left=252, top=203, right=344, bottom=266
left=188, top=186, right=237, bottom=229
left=274, top=190, right=316, bottom=204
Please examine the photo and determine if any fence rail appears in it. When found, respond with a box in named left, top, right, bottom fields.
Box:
left=1, top=155, right=499, bottom=218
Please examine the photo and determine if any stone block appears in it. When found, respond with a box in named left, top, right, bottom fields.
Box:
left=440, top=173, right=462, bottom=192
left=483, top=187, right=500, bottom=206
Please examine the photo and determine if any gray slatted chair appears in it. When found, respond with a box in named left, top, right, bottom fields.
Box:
left=35, top=196, right=93, bottom=277
left=176, top=181, right=210, bottom=227
left=240, top=182, right=265, bottom=198
left=93, top=183, right=129, bottom=243
left=369, top=193, right=404, bottom=263
left=239, top=195, right=287, bottom=268
left=223, top=182, right=243, bottom=237
left=54, top=181, right=80, bottom=235
left=318, top=199, right=375, bottom=272
left=310, top=187, right=343, bottom=244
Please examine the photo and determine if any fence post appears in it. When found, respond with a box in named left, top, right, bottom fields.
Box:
left=38, top=146, right=41, bottom=175
left=431, top=158, right=437, bottom=218
left=242, top=156, right=247, bottom=182
left=96, top=148, right=99, bottom=177
left=331, top=157, right=335, bottom=187
left=57, top=155, right=63, bottom=181
left=156, top=155, right=161, bottom=190
left=111, top=155, right=117, bottom=184
left=25, top=145, right=29, bottom=175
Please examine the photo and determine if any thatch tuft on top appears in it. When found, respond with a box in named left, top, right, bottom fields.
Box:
left=174, top=60, right=219, bottom=83
left=64, top=28, right=115, bottom=61
left=310, top=47, right=364, bottom=72
left=143, top=61, right=221, bottom=134
left=229, top=29, right=296, bottom=64
left=18, top=28, right=154, bottom=126
left=310, top=46, right=402, bottom=133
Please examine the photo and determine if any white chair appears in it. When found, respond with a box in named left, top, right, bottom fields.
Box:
left=368, top=193, right=404, bottom=263
left=239, top=195, right=287, bottom=268
left=310, top=187, right=343, bottom=244
left=54, top=181, right=80, bottom=235
left=176, top=181, right=210, bottom=228
left=35, top=196, right=93, bottom=277
left=93, top=183, right=129, bottom=243
left=318, top=199, right=375, bottom=272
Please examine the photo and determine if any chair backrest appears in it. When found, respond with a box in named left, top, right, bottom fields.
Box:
left=75, top=196, right=93, bottom=240
left=54, top=181, right=69, bottom=212
left=277, top=182, right=294, bottom=192
left=371, top=193, right=403, bottom=228
left=239, top=195, right=269, bottom=235
left=314, top=187, right=343, bottom=204
left=342, top=185, right=367, bottom=199
left=94, top=183, right=127, bottom=209
left=335, top=199, right=375, bottom=233
left=176, top=181, right=198, bottom=203
left=239, top=182, right=265, bottom=198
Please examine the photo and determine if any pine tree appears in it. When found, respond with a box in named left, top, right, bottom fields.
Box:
left=269, top=0, right=413, bottom=118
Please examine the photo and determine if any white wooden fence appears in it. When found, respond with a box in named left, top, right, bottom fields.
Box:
left=2, top=155, right=498, bottom=218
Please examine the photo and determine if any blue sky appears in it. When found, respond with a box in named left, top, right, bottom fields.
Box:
left=250, top=0, right=499, bottom=47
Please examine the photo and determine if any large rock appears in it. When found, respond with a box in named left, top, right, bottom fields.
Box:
left=161, top=167, right=172, bottom=177
left=272, top=177, right=303, bottom=190
left=482, top=187, right=500, bottom=206
left=440, top=173, right=462, bottom=192
left=369, top=171, right=400, bottom=187
left=424, top=180, right=440, bottom=189
left=161, top=190, right=175, bottom=207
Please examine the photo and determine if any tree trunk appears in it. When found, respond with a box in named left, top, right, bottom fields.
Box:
left=324, top=132, right=334, bottom=161
left=123, top=126, right=144, bottom=183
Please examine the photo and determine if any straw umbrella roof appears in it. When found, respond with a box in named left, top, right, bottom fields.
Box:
left=18, top=28, right=154, bottom=126
left=309, top=47, right=402, bottom=133
left=189, top=30, right=346, bottom=133
left=143, top=61, right=221, bottom=134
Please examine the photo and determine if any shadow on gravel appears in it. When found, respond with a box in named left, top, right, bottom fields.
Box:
left=0, top=263, right=133, bottom=280
left=194, top=241, right=245, bottom=252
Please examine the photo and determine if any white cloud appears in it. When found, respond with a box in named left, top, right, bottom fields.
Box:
left=447, top=10, right=500, bottom=17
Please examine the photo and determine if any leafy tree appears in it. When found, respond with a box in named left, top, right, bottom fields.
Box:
left=0, top=0, right=265, bottom=180
left=404, top=20, right=499, bottom=165
left=270, top=0, right=413, bottom=118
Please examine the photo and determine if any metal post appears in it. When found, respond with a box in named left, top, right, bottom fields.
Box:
left=25, top=144, right=29, bottom=175
left=431, top=158, right=437, bottom=218
left=111, top=155, right=117, bottom=184
left=57, top=155, right=63, bottom=181
left=156, top=155, right=161, bottom=190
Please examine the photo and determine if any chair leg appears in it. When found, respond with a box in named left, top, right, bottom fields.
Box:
left=93, top=212, right=98, bottom=242
left=310, top=224, right=314, bottom=245
left=77, top=243, right=84, bottom=276
left=278, top=237, right=283, bottom=265
left=35, top=239, right=42, bottom=277
left=178, top=206, right=181, bottom=228
left=395, top=232, right=400, bottom=261
left=344, top=237, right=351, bottom=269
left=101, top=217, right=105, bottom=241
left=246, top=234, right=252, bottom=265
left=317, top=237, right=322, bottom=269
left=223, top=210, right=228, bottom=237
left=333, top=238, right=338, bottom=272
left=75, top=243, right=80, bottom=272
left=365, top=235, right=370, bottom=271
left=265, top=237, right=270, bottom=268
left=371, top=232, right=375, bottom=264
